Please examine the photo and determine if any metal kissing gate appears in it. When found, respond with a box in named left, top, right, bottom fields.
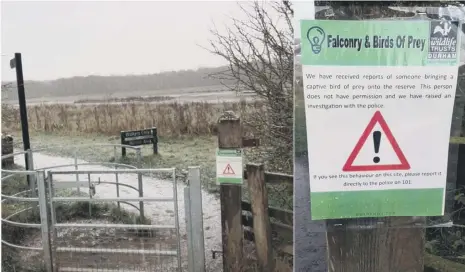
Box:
left=1, top=149, right=206, bottom=272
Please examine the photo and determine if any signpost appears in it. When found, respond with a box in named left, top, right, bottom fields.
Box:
left=300, top=19, right=460, bottom=220
left=215, top=110, right=259, bottom=271
left=120, top=127, right=158, bottom=157
left=10, top=53, right=32, bottom=185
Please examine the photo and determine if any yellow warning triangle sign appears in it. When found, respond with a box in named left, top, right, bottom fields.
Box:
left=223, top=163, right=235, bottom=175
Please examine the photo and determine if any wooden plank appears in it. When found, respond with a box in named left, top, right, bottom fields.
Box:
left=243, top=170, right=293, bottom=185
left=327, top=217, right=425, bottom=272
left=246, top=163, right=275, bottom=271
left=218, top=112, right=243, bottom=272
left=242, top=201, right=293, bottom=226
left=242, top=137, right=260, bottom=147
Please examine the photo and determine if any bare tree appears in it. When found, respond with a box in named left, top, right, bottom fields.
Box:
left=207, top=1, right=294, bottom=172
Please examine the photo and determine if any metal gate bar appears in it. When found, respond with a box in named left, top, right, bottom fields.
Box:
left=185, top=167, right=206, bottom=272
left=37, top=171, right=54, bottom=272
left=54, top=223, right=174, bottom=229
left=51, top=196, right=174, bottom=202
left=55, top=247, right=177, bottom=255
left=60, top=268, right=147, bottom=272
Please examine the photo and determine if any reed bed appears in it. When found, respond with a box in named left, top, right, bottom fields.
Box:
left=3, top=100, right=265, bottom=137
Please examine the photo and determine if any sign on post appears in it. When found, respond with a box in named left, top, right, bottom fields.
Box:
left=216, top=149, right=243, bottom=185
left=120, top=127, right=158, bottom=157
left=300, top=19, right=461, bottom=220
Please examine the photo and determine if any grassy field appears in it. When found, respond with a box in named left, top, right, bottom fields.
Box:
left=9, top=131, right=293, bottom=212
left=3, top=98, right=290, bottom=197
left=18, top=132, right=221, bottom=191
left=3, top=99, right=259, bottom=194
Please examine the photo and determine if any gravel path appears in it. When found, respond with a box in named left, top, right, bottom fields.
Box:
left=15, top=151, right=222, bottom=271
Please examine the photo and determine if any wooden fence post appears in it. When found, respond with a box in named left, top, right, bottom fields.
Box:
left=246, top=163, right=275, bottom=272
left=327, top=217, right=424, bottom=272
left=218, top=111, right=243, bottom=271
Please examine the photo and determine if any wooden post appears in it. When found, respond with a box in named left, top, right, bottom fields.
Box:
left=327, top=217, right=424, bottom=272
left=152, top=127, right=158, bottom=154
left=246, top=163, right=274, bottom=272
left=120, top=131, right=126, bottom=157
left=218, top=111, right=243, bottom=272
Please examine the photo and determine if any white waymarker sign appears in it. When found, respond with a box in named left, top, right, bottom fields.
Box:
left=216, top=149, right=243, bottom=185
left=300, top=19, right=461, bottom=220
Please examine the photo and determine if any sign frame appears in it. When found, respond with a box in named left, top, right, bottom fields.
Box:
left=300, top=19, right=461, bottom=220
left=120, top=127, right=158, bottom=157
left=216, top=148, right=243, bottom=185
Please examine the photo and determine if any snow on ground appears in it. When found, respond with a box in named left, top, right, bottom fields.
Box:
left=14, top=151, right=222, bottom=271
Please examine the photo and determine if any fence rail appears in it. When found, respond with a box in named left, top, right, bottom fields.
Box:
left=241, top=164, right=293, bottom=257
left=243, top=170, right=293, bottom=186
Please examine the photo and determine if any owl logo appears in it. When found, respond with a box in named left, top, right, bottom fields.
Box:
left=433, top=19, right=452, bottom=37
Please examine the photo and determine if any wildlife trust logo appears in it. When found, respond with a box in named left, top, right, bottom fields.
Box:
left=428, top=19, right=458, bottom=60
left=306, top=26, right=325, bottom=54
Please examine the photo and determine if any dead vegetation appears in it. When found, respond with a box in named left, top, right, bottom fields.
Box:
left=2, top=100, right=265, bottom=138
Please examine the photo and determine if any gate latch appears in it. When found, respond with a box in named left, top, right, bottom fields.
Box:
left=89, top=178, right=100, bottom=197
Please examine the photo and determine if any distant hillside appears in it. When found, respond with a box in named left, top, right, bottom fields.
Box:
left=2, top=66, right=235, bottom=100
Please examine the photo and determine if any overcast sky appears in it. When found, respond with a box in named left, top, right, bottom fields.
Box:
left=293, top=0, right=314, bottom=38
left=1, top=1, right=257, bottom=81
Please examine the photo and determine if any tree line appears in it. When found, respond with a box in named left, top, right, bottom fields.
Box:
left=2, top=66, right=235, bottom=100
